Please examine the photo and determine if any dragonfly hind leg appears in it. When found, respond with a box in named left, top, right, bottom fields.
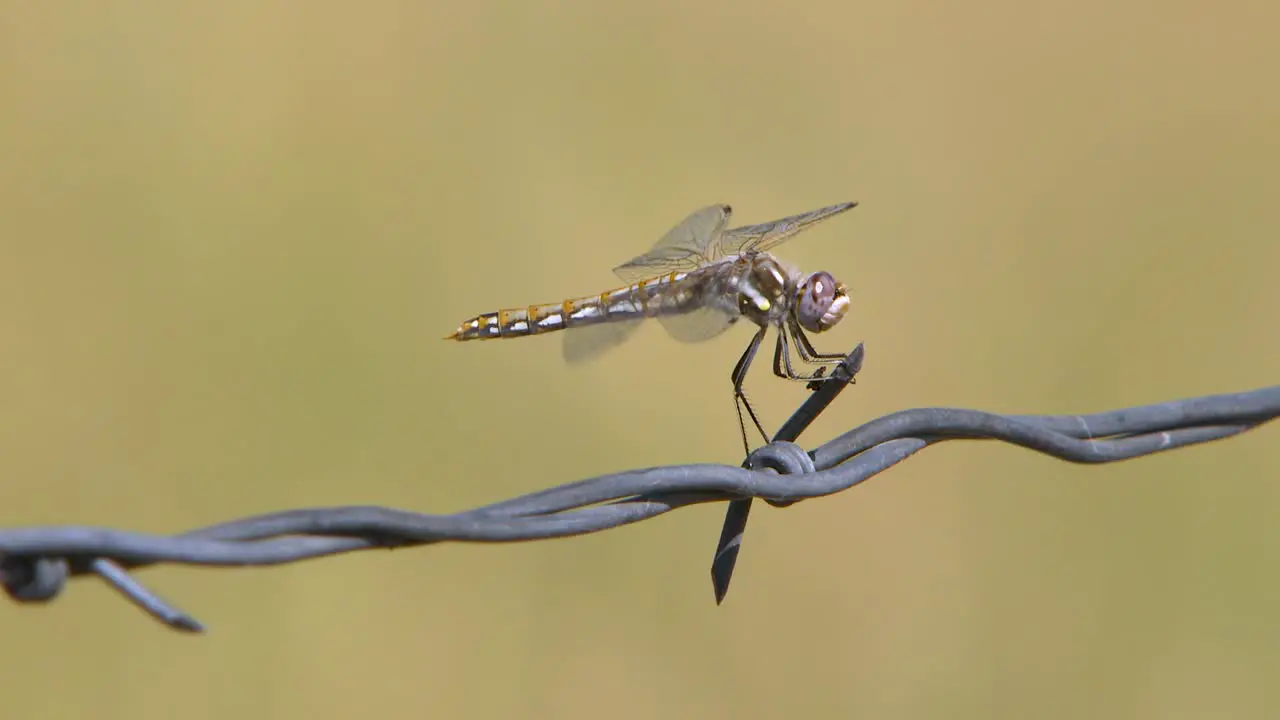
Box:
left=730, top=326, right=772, bottom=455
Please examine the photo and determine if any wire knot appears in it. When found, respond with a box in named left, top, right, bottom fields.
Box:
left=746, top=441, right=816, bottom=508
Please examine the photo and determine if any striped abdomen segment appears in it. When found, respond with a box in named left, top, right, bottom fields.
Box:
left=445, top=271, right=700, bottom=341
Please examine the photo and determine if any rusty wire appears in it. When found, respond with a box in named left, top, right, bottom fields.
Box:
left=1, top=343, right=1276, bottom=634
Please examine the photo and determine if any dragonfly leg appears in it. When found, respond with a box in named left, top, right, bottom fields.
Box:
left=787, top=316, right=849, bottom=365
left=781, top=319, right=857, bottom=390
left=772, top=322, right=841, bottom=383
left=731, top=326, right=771, bottom=455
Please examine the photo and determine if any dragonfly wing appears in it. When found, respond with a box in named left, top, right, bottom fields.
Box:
left=717, top=201, right=857, bottom=257
left=655, top=305, right=740, bottom=343
left=561, top=306, right=736, bottom=363
left=561, top=318, right=645, bottom=364
left=612, top=204, right=733, bottom=282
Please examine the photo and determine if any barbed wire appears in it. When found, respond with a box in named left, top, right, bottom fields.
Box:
left=1, top=342, right=1276, bottom=634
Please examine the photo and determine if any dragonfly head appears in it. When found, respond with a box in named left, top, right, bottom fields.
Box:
left=794, top=271, right=849, bottom=333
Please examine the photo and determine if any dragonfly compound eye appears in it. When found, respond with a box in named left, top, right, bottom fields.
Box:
left=796, top=271, right=849, bottom=333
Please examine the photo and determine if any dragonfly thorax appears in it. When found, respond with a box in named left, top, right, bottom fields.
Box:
left=733, top=253, right=794, bottom=326
left=731, top=254, right=848, bottom=333
left=732, top=253, right=849, bottom=333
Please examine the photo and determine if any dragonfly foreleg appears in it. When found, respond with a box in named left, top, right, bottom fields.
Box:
left=772, top=321, right=843, bottom=384
left=787, top=316, right=849, bottom=365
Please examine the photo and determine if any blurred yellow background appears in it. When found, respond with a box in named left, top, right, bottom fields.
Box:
left=2, top=0, right=1279, bottom=717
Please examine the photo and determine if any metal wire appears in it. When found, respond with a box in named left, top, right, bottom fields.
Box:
left=2, top=341, right=1276, bottom=634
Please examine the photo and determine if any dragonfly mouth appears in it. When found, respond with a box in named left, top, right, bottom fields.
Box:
left=820, top=285, right=850, bottom=330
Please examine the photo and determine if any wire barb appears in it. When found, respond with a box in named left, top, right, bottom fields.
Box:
left=1, top=351, right=1275, bottom=633
left=711, top=343, right=865, bottom=604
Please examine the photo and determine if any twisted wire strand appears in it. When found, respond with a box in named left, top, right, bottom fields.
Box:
left=2, top=341, right=1275, bottom=633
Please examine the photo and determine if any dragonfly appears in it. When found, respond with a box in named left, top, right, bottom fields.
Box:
left=445, top=201, right=859, bottom=452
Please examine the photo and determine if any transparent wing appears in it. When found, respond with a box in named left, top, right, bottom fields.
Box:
left=563, top=205, right=733, bottom=363
left=611, top=204, right=733, bottom=283
left=716, top=201, right=857, bottom=258
left=655, top=305, right=740, bottom=344
left=562, top=318, right=645, bottom=364
left=561, top=298, right=740, bottom=362
left=562, top=308, right=739, bottom=363
left=561, top=271, right=744, bottom=361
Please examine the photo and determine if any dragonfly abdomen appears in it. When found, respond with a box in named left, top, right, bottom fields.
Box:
left=445, top=271, right=699, bottom=342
